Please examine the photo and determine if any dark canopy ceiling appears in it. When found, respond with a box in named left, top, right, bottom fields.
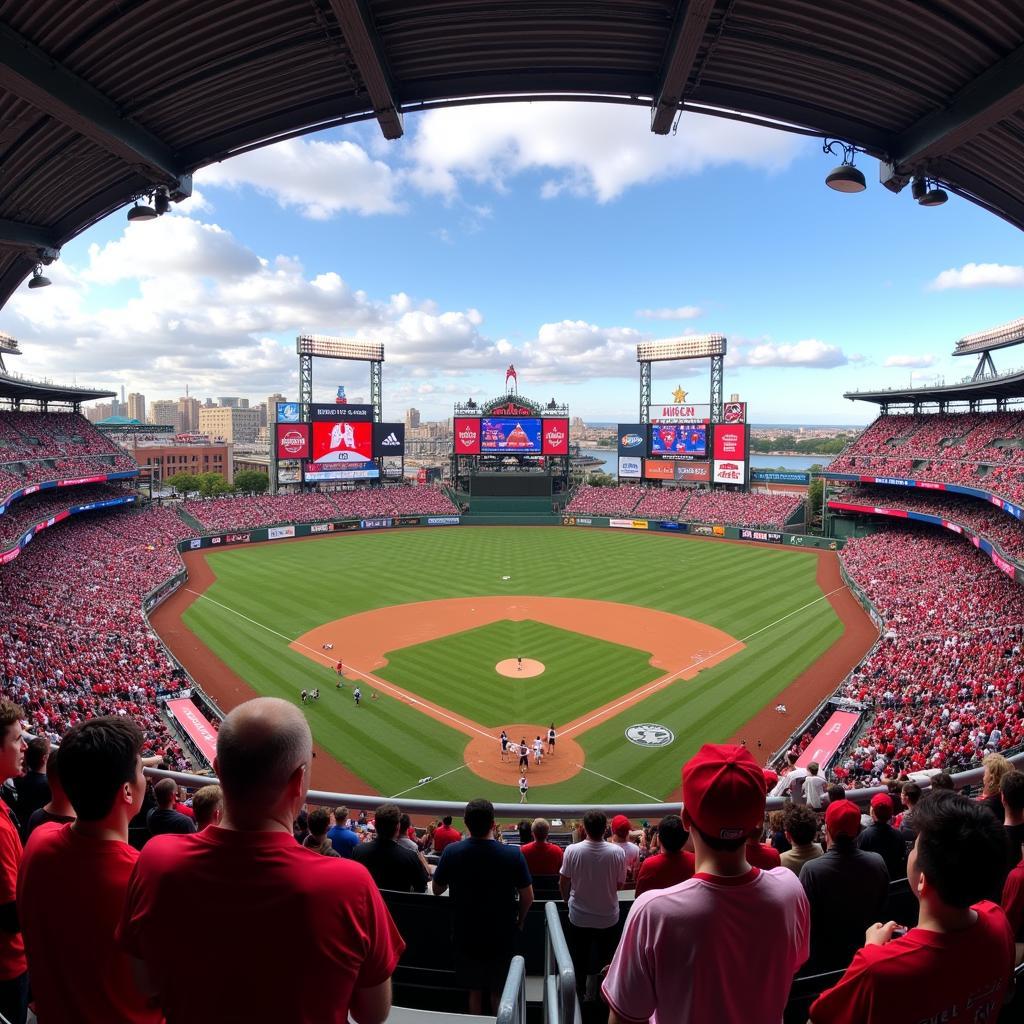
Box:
left=2, top=0, right=1024, bottom=310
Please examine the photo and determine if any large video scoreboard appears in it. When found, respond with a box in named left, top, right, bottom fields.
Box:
left=454, top=417, right=569, bottom=456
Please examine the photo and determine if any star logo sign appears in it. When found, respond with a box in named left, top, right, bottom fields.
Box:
left=672, top=386, right=688, bottom=403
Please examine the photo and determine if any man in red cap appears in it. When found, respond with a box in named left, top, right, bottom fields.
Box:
left=602, top=744, right=808, bottom=1023
left=608, top=814, right=639, bottom=887
left=811, top=792, right=1013, bottom=1024
left=856, top=793, right=908, bottom=880
left=799, top=799, right=889, bottom=973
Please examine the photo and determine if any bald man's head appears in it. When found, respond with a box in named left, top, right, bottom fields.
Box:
left=216, top=698, right=312, bottom=804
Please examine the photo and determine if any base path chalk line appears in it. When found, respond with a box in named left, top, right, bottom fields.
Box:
left=183, top=589, right=495, bottom=743
left=559, top=584, right=851, bottom=739
left=574, top=763, right=660, bottom=802
left=389, top=762, right=469, bottom=799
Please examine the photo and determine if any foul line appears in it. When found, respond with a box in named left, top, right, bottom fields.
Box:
left=560, top=585, right=851, bottom=738
left=575, top=763, right=659, bottom=802
left=389, top=762, right=468, bottom=799
left=184, top=589, right=495, bottom=742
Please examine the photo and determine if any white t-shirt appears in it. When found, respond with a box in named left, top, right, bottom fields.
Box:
left=610, top=838, right=640, bottom=877
left=804, top=774, right=828, bottom=809
left=603, top=867, right=809, bottom=1023
left=560, top=839, right=626, bottom=928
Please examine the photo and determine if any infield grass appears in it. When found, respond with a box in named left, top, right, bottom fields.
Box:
left=180, top=526, right=844, bottom=803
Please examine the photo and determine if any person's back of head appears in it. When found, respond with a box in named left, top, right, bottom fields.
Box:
left=192, top=785, right=223, bottom=830
left=442, top=815, right=453, bottom=828
left=786, top=752, right=798, bottom=767
left=57, top=717, right=144, bottom=825
left=682, top=744, right=766, bottom=857
left=807, top=761, right=819, bottom=777
left=399, top=813, right=412, bottom=839
left=532, top=817, right=550, bottom=842
left=43, top=746, right=74, bottom=817
left=827, top=784, right=846, bottom=805
left=335, top=806, right=348, bottom=829
left=374, top=803, right=401, bottom=841
left=154, top=777, right=177, bottom=809
left=517, top=819, right=531, bottom=845
left=215, top=697, right=312, bottom=826
left=902, top=782, right=922, bottom=808
left=824, top=799, right=861, bottom=847
left=911, top=791, right=1007, bottom=909
left=930, top=772, right=954, bottom=791
left=307, top=806, right=330, bottom=840
left=25, top=736, right=49, bottom=774
left=583, top=809, right=607, bottom=841
left=657, top=814, right=687, bottom=854
left=464, top=798, right=494, bottom=839
left=783, top=803, right=818, bottom=846
left=1001, top=772, right=1024, bottom=817
left=870, top=794, right=894, bottom=825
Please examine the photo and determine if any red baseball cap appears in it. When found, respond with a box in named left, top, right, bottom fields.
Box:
left=611, top=814, right=631, bottom=836
left=870, top=793, right=893, bottom=810
left=825, top=800, right=861, bottom=839
left=763, top=769, right=779, bottom=789
left=682, top=744, right=766, bottom=841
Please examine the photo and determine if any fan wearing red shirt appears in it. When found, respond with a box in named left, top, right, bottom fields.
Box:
left=433, top=815, right=462, bottom=854
left=635, top=815, right=695, bottom=896
left=811, top=791, right=1014, bottom=1024
left=0, top=699, right=27, bottom=1024
left=521, top=818, right=564, bottom=876
left=17, top=716, right=160, bottom=1024
left=118, top=697, right=404, bottom=1024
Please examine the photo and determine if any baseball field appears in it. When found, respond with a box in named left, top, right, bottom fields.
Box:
left=153, top=526, right=875, bottom=805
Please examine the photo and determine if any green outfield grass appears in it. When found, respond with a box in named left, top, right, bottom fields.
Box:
left=179, top=526, right=845, bottom=804
left=377, top=619, right=661, bottom=726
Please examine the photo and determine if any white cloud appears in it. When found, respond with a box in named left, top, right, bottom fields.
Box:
left=928, top=262, right=1024, bottom=290
left=636, top=306, right=703, bottom=321
left=884, top=354, right=936, bottom=368
left=730, top=338, right=851, bottom=369
left=405, top=103, right=803, bottom=203
left=196, top=138, right=403, bottom=218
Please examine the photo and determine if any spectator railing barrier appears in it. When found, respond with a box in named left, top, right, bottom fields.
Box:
left=544, top=902, right=581, bottom=1024
left=496, top=956, right=527, bottom=1024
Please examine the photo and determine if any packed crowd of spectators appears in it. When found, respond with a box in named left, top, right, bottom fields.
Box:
left=0, top=504, right=197, bottom=766
left=835, top=526, right=1024, bottom=783
left=184, top=484, right=459, bottom=531
left=565, top=484, right=802, bottom=527
left=832, top=484, right=1024, bottom=563
left=829, top=411, right=1024, bottom=505
left=0, top=483, right=136, bottom=549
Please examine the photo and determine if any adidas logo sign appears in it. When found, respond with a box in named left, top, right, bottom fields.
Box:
left=381, top=432, right=401, bottom=446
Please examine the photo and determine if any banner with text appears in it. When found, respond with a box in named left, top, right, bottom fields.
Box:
left=166, top=699, right=219, bottom=764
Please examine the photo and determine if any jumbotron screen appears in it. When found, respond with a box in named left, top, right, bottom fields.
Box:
left=480, top=417, right=542, bottom=453
left=649, top=423, right=707, bottom=456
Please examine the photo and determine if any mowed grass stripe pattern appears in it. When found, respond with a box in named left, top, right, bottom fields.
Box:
left=377, top=619, right=662, bottom=726
left=182, top=527, right=840, bottom=802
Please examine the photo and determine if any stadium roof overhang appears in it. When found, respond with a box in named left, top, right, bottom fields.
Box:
left=844, top=370, right=1024, bottom=408
left=3, top=2, right=1024, bottom=311
left=0, top=373, right=114, bottom=405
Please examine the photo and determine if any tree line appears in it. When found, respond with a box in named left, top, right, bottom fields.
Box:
left=163, top=470, right=269, bottom=497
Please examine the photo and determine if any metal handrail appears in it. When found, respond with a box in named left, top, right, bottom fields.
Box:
left=544, top=902, right=581, bottom=1024
left=496, top=955, right=527, bottom=1024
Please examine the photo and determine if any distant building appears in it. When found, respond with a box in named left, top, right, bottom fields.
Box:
left=130, top=439, right=233, bottom=486
left=127, top=393, right=146, bottom=422
left=405, top=407, right=421, bottom=429
left=177, top=396, right=201, bottom=432
left=199, top=406, right=260, bottom=444
left=149, top=399, right=179, bottom=430
left=217, top=397, right=241, bottom=409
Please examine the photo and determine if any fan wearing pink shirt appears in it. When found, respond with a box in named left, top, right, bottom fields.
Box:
left=602, top=743, right=809, bottom=1024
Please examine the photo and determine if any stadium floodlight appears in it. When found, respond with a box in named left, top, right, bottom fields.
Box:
left=954, top=317, right=1024, bottom=356
left=637, top=335, right=727, bottom=362
left=296, top=335, right=385, bottom=361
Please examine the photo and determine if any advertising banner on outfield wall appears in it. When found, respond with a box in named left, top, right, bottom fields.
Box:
left=740, top=528, right=783, bottom=544
left=617, top=425, right=646, bottom=456
left=454, top=417, right=482, bottom=455
left=268, top=525, right=296, bottom=540
left=618, top=457, right=642, bottom=478
left=426, top=516, right=460, bottom=526
left=609, top=519, right=649, bottom=529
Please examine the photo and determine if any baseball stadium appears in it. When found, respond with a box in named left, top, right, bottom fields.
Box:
left=2, top=4, right=1024, bottom=1023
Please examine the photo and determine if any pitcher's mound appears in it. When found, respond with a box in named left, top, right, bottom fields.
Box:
left=496, top=659, right=545, bottom=678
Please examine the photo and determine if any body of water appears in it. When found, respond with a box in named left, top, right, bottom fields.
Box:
left=578, top=449, right=832, bottom=472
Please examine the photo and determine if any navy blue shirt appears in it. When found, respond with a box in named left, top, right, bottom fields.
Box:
left=433, top=838, right=532, bottom=951
left=326, top=825, right=361, bottom=857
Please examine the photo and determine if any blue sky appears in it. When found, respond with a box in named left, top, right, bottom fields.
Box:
left=3, top=102, right=1024, bottom=425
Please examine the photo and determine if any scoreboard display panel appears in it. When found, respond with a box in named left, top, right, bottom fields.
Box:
left=480, top=417, right=542, bottom=453
left=649, top=423, right=707, bottom=457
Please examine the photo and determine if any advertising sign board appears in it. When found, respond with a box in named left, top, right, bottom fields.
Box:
left=648, top=404, right=710, bottom=422
left=311, top=420, right=373, bottom=465
left=617, top=424, right=647, bottom=456
left=276, top=402, right=301, bottom=423
left=644, top=460, right=675, bottom=480
left=674, top=462, right=711, bottom=483
left=454, top=417, right=481, bottom=455
left=541, top=418, right=569, bottom=455
left=713, top=424, right=748, bottom=484
left=304, top=467, right=380, bottom=481
left=618, top=457, right=642, bottom=478
left=310, top=403, right=373, bottom=421
left=276, top=423, right=310, bottom=459
left=276, top=460, right=302, bottom=484
left=268, top=525, right=296, bottom=540
left=373, top=422, right=405, bottom=457
left=722, top=402, right=747, bottom=424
